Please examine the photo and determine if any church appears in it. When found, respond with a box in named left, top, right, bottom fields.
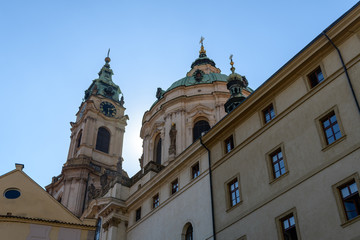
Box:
left=1, top=2, right=360, bottom=240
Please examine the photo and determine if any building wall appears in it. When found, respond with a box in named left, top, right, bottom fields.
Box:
left=123, top=5, right=360, bottom=240
left=208, top=16, right=360, bottom=239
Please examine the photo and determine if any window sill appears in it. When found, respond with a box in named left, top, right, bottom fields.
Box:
left=269, top=171, right=289, bottom=185
left=226, top=200, right=243, bottom=213
left=341, top=215, right=360, bottom=228
left=321, top=135, right=346, bottom=152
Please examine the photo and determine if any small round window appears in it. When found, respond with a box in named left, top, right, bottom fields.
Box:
left=4, top=188, right=21, bottom=199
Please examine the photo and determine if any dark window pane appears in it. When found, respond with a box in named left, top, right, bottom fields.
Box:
left=193, top=120, right=210, bottom=141
left=96, top=127, right=110, bottom=153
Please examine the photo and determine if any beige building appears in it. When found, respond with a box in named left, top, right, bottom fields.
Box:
left=2, top=2, right=360, bottom=240
left=0, top=164, right=96, bottom=240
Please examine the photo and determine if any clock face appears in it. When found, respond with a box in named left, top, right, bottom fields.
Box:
left=100, top=101, right=116, bottom=117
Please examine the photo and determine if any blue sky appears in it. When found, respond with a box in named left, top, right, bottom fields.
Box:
left=0, top=0, right=358, bottom=187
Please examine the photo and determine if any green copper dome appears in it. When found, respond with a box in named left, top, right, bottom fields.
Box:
left=167, top=72, right=228, bottom=91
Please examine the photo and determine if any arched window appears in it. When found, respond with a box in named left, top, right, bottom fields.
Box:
left=182, top=223, right=193, bottom=240
left=96, top=127, right=110, bottom=153
left=193, top=120, right=210, bottom=142
left=153, top=134, right=162, bottom=165
left=76, top=130, right=82, bottom=148
left=185, top=224, right=193, bottom=240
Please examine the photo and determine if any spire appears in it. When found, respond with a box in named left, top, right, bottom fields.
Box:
left=98, top=49, right=114, bottom=82
left=199, top=36, right=207, bottom=57
left=224, top=54, right=249, bottom=113
left=190, top=37, right=216, bottom=69
left=83, top=50, right=123, bottom=104
left=230, top=54, right=235, bottom=73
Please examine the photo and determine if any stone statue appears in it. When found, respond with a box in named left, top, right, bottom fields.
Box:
left=169, top=123, right=177, bottom=155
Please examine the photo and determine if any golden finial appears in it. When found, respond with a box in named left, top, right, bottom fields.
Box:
left=105, top=48, right=111, bottom=63
left=230, top=54, right=235, bottom=73
left=199, top=36, right=206, bottom=55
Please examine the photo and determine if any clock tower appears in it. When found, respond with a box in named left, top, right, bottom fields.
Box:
left=46, top=54, right=129, bottom=217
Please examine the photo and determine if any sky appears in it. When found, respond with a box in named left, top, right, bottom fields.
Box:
left=0, top=0, right=359, bottom=188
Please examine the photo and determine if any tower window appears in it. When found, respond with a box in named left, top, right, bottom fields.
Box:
left=76, top=131, right=82, bottom=148
left=193, top=120, right=210, bottom=142
left=96, top=127, right=110, bottom=153
left=153, top=135, right=162, bottom=165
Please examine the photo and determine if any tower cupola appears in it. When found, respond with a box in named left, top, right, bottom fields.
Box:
left=83, top=49, right=124, bottom=105
left=224, top=55, right=249, bottom=113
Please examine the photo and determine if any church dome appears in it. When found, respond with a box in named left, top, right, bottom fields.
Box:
left=166, top=72, right=228, bottom=92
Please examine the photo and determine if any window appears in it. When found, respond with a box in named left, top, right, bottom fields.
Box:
left=153, top=194, right=160, bottom=209
left=94, top=218, right=102, bottom=240
left=171, top=179, right=179, bottom=195
left=224, top=135, right=234, bottom=153
left=96, top=127, right=110, bottom=153
left=228, top=179, right=240, bottom=207
left=153, top=134, right=162, bottom=164
left=263, top=104, right=275, bottom=124
left=281, top=214, right=298, bottom=240
left=339, top=181, right=360, bottom=220
left=270, top=149, right=286, bottom=179
left=4, top=188, right=21, bottom=199
left=332, top=174, right=360, bottom=225
left=308, top=66, right=324, bottom=88
left=135, top=207, right=141, bottom=222
left=321, top=111, right=342, bottom=145
left=185, top=224, right=193, bottom=240
left=192, top=162, right=200, bottom=179
left=76, top=130, right=82, bottom=148
left=193, top=120, right=210, bottom=141
left=276, top=209, right=300, bottom=240
left=338, top=179, right=360, bottom=221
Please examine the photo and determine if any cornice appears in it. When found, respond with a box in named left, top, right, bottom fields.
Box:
left=0, top=215, right=96, bottom=230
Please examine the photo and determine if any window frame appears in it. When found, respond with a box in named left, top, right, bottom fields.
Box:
left=193, top=119, right=210, bottom=142
left=307, top=66, right=325, bottom=89
left=315, top=106, right=345, bottom=150
left=152, top=193, right=160, bottom=209
left=191, top=162, right=200, bottom=179
left=95, top=127, right=111, bottom=154
left=171, top=178, right=179, bottom=195
left=135, top=207, right=141, bottom=222
left=261, top=103, right=276, bottom=125
left=224, top=135, right=235, bottom=154
left=224, top=174, right=242, bottom=210
left=332, top=173, right=360, bottom=227
left=265, top=143, right=289, bottom=183
left=275, top=208, right=301, bottom=240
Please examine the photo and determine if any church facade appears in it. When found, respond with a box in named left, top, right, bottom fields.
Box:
left=2, top=2, right=360, bottom=240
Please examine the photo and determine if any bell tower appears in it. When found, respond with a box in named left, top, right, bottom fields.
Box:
left=46, top=52, right=129, bottom=217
